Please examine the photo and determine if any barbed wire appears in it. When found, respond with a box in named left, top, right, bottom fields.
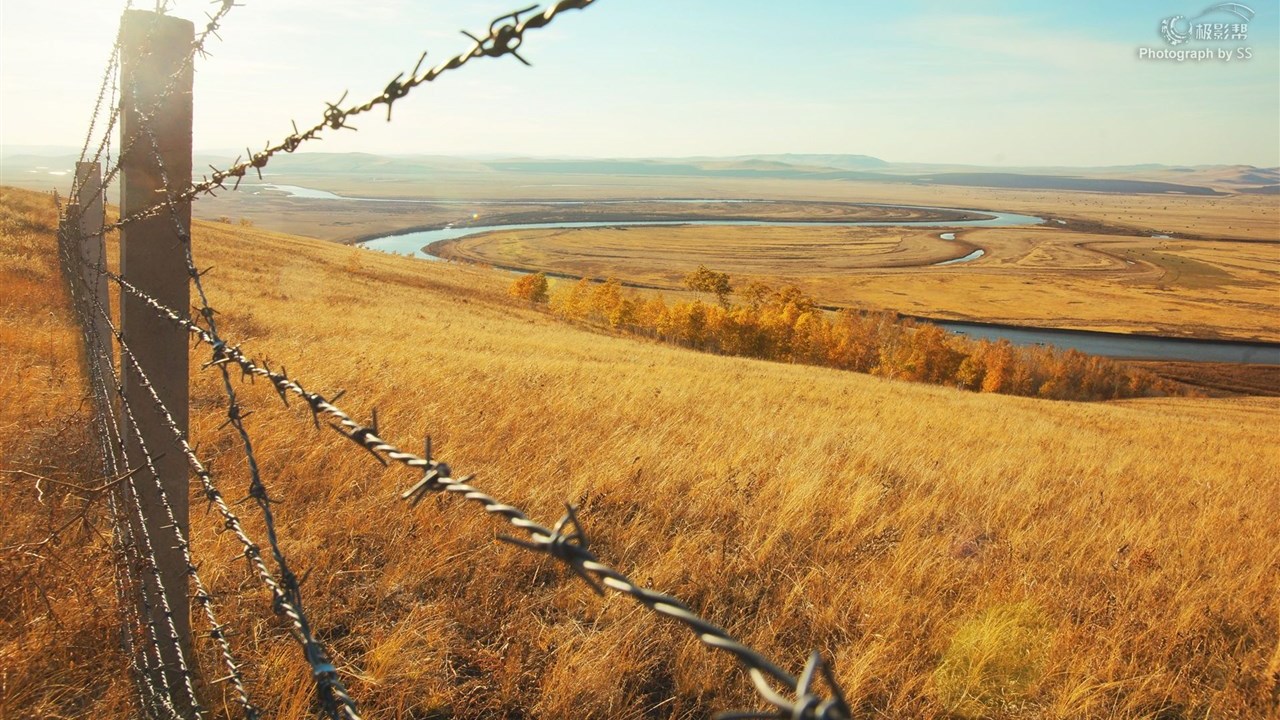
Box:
left=72, top=0, right=242, bottom=224
left=61, top=200, right=161, bottom=717
left=64, top=250, right=360, bottom=720
left=74, top=12, right=126, bottom=179
left=56, top=225, right=201, bottom=719
left=116, top=292, right=360, bottom=720
left=55, top=0, right=859, bottom=716
left=77, top=5, right=161, bottom=205
left=77, top=243, right=854, bottom=720
left=61, top=206, right=276, bottom=720
left=53, top=220, right=180, bottom=718
left=95, top=0, right=595, bottom=235
left=57, top=214, right=322, bottom=720
left=61, top=2, right=360, bottom=716
left=60, top=232, right=160, bottom=715
left=122, top=55, right=361, bottom=720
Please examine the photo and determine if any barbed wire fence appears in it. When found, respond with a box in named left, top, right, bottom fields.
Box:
left=43, top=2, right=856, bottom=718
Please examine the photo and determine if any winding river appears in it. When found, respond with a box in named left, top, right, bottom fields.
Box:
left=263, top=186, right=1277, bottom=366
left=357, top=207, right=1043, bottom=261
left=919, top=321, right=1279, bottom=365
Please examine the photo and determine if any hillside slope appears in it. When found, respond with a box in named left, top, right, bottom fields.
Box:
left=2, top=186, right=1277, bottom=719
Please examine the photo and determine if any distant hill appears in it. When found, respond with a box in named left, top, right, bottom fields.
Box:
left=1238, top=184, right=1280, bottom=195
left=1212, top=167, right=1280, bottom=185
left=0, top=144, right=80, bottom=156
left=4, top=150, right=1273, bottom=197
left=239, top=152, right=495, bottom=175
left=911, top=172, right=1224, bottom=196
left=731, top=153, right=891, bottom=170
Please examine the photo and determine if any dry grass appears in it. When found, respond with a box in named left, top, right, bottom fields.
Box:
left=1131, top=362, right=1280, bottom=398
left=2, top=186, right=1279, bottom=719
left=0, top=187, right=135, bottom=718
left=441, top=225, right=968, bottom=277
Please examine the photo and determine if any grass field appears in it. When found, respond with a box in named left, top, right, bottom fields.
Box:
left=436, top=223, right=1280, bottom=342
left=189, top=189, right=997, bottom=244
left=1130, top=362, right=1280, bottom=397
left=3, top=185, right=1279, bottom=719
left=131, top=175, right=1277, bottom=245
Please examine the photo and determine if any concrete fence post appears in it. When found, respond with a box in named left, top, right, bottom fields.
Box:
left=119, top=8, right=195, bottom=702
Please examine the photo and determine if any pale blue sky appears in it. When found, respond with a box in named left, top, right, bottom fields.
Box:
left=2, top=0, right=1277, bottom=166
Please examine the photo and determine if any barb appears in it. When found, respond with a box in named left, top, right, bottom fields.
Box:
left=72, top=0, right=243, bottom=224
left=100, top=0, right=595, bottom=232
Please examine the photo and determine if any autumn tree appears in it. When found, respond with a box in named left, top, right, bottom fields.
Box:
left=551, top=278, right=594, bottom=320
left=828, top=310, right=880, bottom=372
left=908, top=324, right=965, bottom=384
left=684, top=265, right=733, bottom=308
left=635, top=295, right=672, bottom=338
left=508, top=272, right=550, bottom=304
left=956, top=340, right=990, bottom=390
left=668, top=301, right=710, bottom=347
left=591, top=277, right=635, bottom=328
left=741, top=280, right=774, bottom=310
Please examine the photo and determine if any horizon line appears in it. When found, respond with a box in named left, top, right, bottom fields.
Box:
left=1, top=145, right=1276, bottom=171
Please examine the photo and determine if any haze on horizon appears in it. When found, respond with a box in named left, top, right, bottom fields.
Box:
left=2, top=0, right=1278, bottom=168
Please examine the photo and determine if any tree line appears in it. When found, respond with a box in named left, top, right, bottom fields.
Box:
left=508, top=268, right=1178, bottom=401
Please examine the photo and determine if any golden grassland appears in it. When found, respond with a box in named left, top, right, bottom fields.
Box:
left=437, top=223, right=1280, bottom=342
left=188, top=191, right=988, bottom=245
left=445, top=225, right=967, bottom=275
left=2, top=185, right=1279, bottom=719
left=180, top=177, right=1279, bottom=244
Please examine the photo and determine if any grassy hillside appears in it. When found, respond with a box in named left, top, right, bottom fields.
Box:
left=2, top=186, right=1278, bottom=719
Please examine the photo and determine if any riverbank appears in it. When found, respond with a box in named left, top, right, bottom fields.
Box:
left=336, top=200, right=1002, bottom=245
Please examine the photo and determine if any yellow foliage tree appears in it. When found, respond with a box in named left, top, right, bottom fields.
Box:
left=684, top=265, right=733, bottom=308
left=508, top=272, right=549, bottom=304
left=551, top=277, right=594, bottom=320
left=591, top=277, right=635, bottom=328
left=525, top=269, right=1170, bottom=401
